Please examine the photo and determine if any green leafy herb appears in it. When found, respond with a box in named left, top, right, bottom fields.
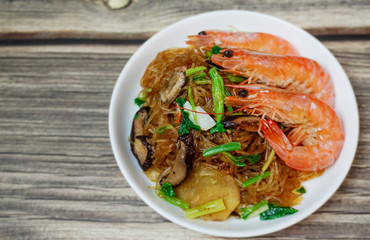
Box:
left=260, top=203, right=298, bottom=221
left=227, top=74, right=246, bottom=83
left=134, top=113, right=138, bottom=120
left=193, top=72, right=206, bottom=80
left=203, top=142, right=241, bottom=157
left=242, top=171, right=271, bottom=188
left=241, top=200, right=269, bottom=220
left=211, top=45, right=223, bottom=54
left=246, top=154, right=261, bottom=164
left=210, top=122, right=226, bottom=134
left=134, top=97, right=145, bottom=107
left=155, top=126, right=170, bottom=135
left=161, top=182, right=175, bottom=198
left=176, top=98, right=201, bottom=134
left=295, top=186, right=306, bottom=194
left=186, top=66, right=207, bottom=76
left=205, top=46, right=223, bottom=58
left=185, top=198, right=226, bottom=219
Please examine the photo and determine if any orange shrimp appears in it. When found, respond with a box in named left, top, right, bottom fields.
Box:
left=224, top=85, right=344, bottom=172
left=187, top=30, right=299, bottom=56
left=212, top=48, right=335, bottom=107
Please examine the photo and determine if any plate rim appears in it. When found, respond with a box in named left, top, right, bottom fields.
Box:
left=109, top=9, right=359, bottom=238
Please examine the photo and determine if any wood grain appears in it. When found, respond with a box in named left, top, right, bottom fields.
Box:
left=0, top=39, right=369, bottom=239
left=1, top=0, right=370, bottom=41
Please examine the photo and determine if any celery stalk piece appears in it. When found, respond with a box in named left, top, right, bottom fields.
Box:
left=185, top=198, right=226, bottom=219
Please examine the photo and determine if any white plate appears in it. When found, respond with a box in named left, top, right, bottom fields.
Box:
left=109, top=10, right=359, bottom=238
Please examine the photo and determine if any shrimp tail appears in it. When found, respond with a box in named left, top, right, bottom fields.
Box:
left=260, top=119, right=292, bottom=161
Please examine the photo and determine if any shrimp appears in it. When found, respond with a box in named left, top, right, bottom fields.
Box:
left=212, top=48, right=335, bottom=107
left=187, top=30, right=299, bottom=56
left=224, top=85, right=344, bottom=172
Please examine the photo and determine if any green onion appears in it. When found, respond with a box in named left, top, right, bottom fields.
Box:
left=209, top=67, right=225, bottom=123
left=162, top=195, right=190, bottom=209
left=203, top=142, right=241, bottom=157
left=209, top=67, right=226, bottom=133
left=185, top=198, right=226, bottom=219
left=246, top=154, right=261, bottom=164
left=242, top=171, right=271, bottom=188
left=188, top=87, right=197, bottom=124
left=157, top=183, right=190, bottom=209
left=186, top=66, right=207, bottom=76
left=227, top=74, right=246, bottom=83
left=223, top=86, right=234, bottom=114
left=294, top=186, right=306, bottom=194
left=176, top=98, right=201, bottom=134
left=193, top=72, right=206, bottom=80
left=134, top=97, right=145, bottom=107
left=223, top=152, right=246, bottom=167
left=241, top=200, right=269, bottom=220
left=260, top=203, right=298, bottom=221
left=155, top=126, right=170, bottom=135
left=193, top=79, right=209, bottom=85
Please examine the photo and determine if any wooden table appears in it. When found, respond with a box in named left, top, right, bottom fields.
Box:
left=1, top=1, right=369, bottom=239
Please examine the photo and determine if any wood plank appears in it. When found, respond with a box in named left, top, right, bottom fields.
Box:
left=1, top=0, right=370, bottom=41
left=0, top=40, right=369, bottom=239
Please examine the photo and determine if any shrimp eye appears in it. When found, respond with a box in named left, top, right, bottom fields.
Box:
left=198, top=31, right=207, bottom=35
left=238, top=90, right=248, bottom=98
left=223, top=50, right=234, bottom=58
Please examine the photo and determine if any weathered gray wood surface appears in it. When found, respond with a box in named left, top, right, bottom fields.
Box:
left=1, top=0, right=370, bottom=40
left=0, top=0, right=370, bottom=239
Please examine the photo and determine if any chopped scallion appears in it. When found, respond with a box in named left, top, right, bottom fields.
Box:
left=193, top=72, right=206, bottom=80
left=188, top=87, right=197, bottom=124
left=227, top=74, right=246, bottom=83
left=203, top=142, right=241, bottom=157
left=193, top=79, right=209, bottom=85
left=155, top=126, right=170, bottom=135
left=241, top=200, right=269, bottom=220
left=162, top=195, right=190, bottom=209
left=242, top=171, right=271, bottom=188
left=223, top=152, right=246, bottom=167
left=186, top=66, right=207, bottom=76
